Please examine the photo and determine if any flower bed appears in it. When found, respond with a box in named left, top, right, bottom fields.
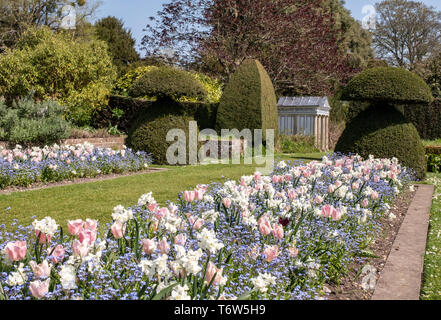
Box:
left=0, top=155, right=414, bottom=300
left=0, top=143, right=153, bottom=189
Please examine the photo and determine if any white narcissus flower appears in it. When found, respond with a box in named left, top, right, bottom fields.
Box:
left=32, top=217, right=59, bottom=237
left=170, top=284, right=191, bottom=300
left=250, top=273, right=276, bottom=293
left=197, top=228, right=224, bottom=254
left=7, top=263, right=27, bottom=286
left=59, top=264, right=77, bottom=290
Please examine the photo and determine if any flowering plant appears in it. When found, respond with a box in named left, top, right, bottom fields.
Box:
left=0, top=154, right=414, bottom=300
left=0, top=142, right=152, bottom=189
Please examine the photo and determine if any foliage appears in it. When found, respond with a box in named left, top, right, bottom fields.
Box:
left=0, top=96, right=70, bottom=147
left=0, top=26, right=117, bottom=126
left=215, top=59, right=278, bottom=141
left=373, top=0, right=441, bottom=70
left=142, top=0, right=355, bottom=96
left=335, top=105, right=426, bottom=180
left=423, top=52, right=441, bottom=98
left=402, top=99, right=441, bottom=140
left=114, top=66, right=222, bottom=104
left=127, top=114, right=196, bottom=165
left=0, top=142, right=152, bottom=189
left=0, top=0, right=98, bottom=52
left=94, top=16, right=140, bottom=75
left=341, top=67, right=433, bottom=104
left=276, top=135, right=319, bottom=154
left=129, top=66, right=207, bottom=102
left=427, top=154, right=441, bottom=173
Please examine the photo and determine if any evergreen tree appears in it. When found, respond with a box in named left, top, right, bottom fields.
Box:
left=95, top=16, right=140, bottom=75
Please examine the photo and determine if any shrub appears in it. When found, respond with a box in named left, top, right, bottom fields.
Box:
left=402, top=99, right=441, bottom=140
left=129, top=66, right=207, bottom=101
left=0, top=26, right=117, bottom=127
left=113, top=66, right=159, bottom=96
left=276, top=135, right=319, bottom=154
left=127, top=113, right=196, bottom=165
left=0, top=96, right=70, bottom=147
left=341, top=67, right=433, bottom=104
left=427, top=153, right=441, bottom=173
left=335, top=105, right=426, bottom=179
left=93, top=95, right=218, bottom=132
left=215, top=59, right=278, bottom=141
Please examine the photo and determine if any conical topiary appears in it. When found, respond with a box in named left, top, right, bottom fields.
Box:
left=215, top=59, right=278, bottom=141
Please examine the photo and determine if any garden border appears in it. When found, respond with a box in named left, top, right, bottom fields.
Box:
left=371, top=184, right=434, bottom=300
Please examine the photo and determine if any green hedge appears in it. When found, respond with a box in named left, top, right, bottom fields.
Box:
left=335, top=105, right=426, bottom=180
left=342, top=67, right=433, bottom=104
left=215, top=59, right=278, bottom=141
left=402, top=99, right=441, bottom=140
left=93, top=95, right=218, bottom=132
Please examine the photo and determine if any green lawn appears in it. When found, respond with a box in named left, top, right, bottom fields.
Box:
left=421, top=172, right=441, bottom=299
left=0, top=153, right=325, bottom=229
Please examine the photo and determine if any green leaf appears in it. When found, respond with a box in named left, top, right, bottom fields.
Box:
left=151, top=282, right=179, bottom=300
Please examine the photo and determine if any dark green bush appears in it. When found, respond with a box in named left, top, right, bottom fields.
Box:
left=402, top=99, right=441, bottom=140
left=129, top=66, right=207, bottom=101
left=215, top=59, right=278, bottom=141
left=341, top=67, right=433, bottom=104
left=0, top=96, right=70, bottom=146
left=335, top=105, right=426, bottom=179
left=93, top=95, right=218, bottom=132
left=127, top=113, right=196, bottom=165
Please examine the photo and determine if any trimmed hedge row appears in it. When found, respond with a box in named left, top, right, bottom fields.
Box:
left=403, top=99, right=441, bottom=140
left=92, top=95, right=218, bottom=132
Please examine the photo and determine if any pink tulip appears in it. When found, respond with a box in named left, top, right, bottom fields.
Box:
left=29, top=279, right=50, bottom=299
left=4, top=241, right=27, bottom=261
left=158, top=237, right=170, bottom=254
left=373, top=175, right=380, bottom=183
left=142, top=239, right=157, bottom=255
left=29, top=260, right=51, bottom=278
left=189, top=216, right=204, bottom=230
left=328, top=185, right=336, bottom=193
left=352, top=182, right=360, bottom=190
left=35, top=230, right=51, bottom=244
left=254, top=172, right=261, bottom=181
left=331, top=208, right=343, bottom=221
left=154, top=207, right=169, bottom=221
left=205, top=261, right=224, bottom=286
left=184, top=191, right=196, bottom=202
left=194, top=188, right=205, bottom=201
left=79, top=229, right=97, bottom=245
left=321, top=204, right=332, bottom=218
left=314, top=195, right=324, bottom=204
left=174, top=234, right=187, bottom=246
left=222, top=198, right=232, bottom=208
left=47, top=245, right=65, bottom=264
left=335, top=180, right=343, bottom=188
left=84, top=219, right=98, bottom=232
left=361, top=198, right=369, bottom=207
left=111, top=221, right=126, bottom=239
left=72, top=239, right=90, bottom=258
left=263, top=245, right=280, bottom=262
left=258, top=217, right=272, bottom=236
left=67, top=219, right=84, bottom=236
left=288, top=189, right=298, bottom=200
left=147, top=202, right=158, bottom=212
left=371, top=190, right=379, bottom=200
left=284, top=174, right=293, bottom=181
left=272, top=224, right=284, bottom=240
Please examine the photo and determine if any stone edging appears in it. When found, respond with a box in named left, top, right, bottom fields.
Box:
left=371, top=184, right=434, bottom=300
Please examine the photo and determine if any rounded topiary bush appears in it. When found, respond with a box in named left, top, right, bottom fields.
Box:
left=215, top=59, right=278, bottom=141
left=127, top=113, right=195, bottom=165
left=335, top=105, right=426, bottom=179
left=341, top=67, right=433, bottom=104
left=128, top=66, right=207, bottom=101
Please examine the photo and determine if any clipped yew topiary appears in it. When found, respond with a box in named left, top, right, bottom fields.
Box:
left=215, top=59, right=278, bottom=141
left=129, top=66, right=207, bottom=101
left=336, top=67, right=432, bottom=180
left=127, top=113, right=195, bottom=165
left=341, top=67, right=433, bottom=104
left=335, top=105, right=426, bottom=179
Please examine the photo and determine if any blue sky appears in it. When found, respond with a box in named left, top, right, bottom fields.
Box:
left=94, top=0, right=441, bottom=55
